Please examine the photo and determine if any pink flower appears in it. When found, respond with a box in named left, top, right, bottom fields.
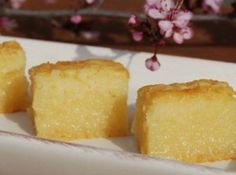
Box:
left=85, top=0, right=96, bottom=5
left=0, top=17, right=17, bottom=31
left=148, top=8, right=166, bottom=19
left=10, top=0, right=26, bottom=9
left=173, top=27, right=193, bottom=44
left=132, top=31, right=143, bottom=42
left=158, top=11, right=193, bottom=44
left=128, top=15, right=138, bottom=26
left=70, top=15, right=82, bottom=24
left=173, top=11, right=193, bottom=28
left=145, top=55, right=160, bottom=71
left=158, top=20, right=173, bottom=37
left=145, top=0, right=175, bottom=19
left=202, top=0, right=223, bottom=13
left=143, top=0, right=193, bottom=44
left=144, top=0, right=161, bottom=13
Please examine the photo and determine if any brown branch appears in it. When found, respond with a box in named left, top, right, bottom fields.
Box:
left=176, top=0, right=184, bottom=10
left=0, top=7, right=144, bottom=18
left=0, top=7, right=235, bottom=21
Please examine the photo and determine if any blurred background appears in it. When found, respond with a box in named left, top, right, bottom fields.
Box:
left=0, top=0, right=236, bottom=63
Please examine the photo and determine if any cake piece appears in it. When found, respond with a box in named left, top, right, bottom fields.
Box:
left=133, top=79, right=236, bottom=163
left=0, top=41, right=29, bottom=113
left=29, top=59, right=129, bottom=141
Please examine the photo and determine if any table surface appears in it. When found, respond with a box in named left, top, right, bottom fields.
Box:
left=1, top=0, right=236, bottom=63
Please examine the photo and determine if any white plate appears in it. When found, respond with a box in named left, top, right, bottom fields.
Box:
left=0, top=36, right=235, bottom=175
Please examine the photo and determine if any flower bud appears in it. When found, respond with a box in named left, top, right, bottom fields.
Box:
left=145, top=55, right=161, bottom=71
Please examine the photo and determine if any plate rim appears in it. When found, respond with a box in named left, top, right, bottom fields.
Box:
left=0, top=35, right=235, bottom=174
left=0, top=129, right=234, bottom=175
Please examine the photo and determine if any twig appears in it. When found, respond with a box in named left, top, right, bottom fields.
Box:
left=0, top=7, right=235, bottom=21
left=95, top=0, right=104, bottom=8
left=175, top=0, right=184, bottom=10
left=0, top=7, right=142, bottom=18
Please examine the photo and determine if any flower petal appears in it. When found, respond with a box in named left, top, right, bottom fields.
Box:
left=128, top=15, right=137, bottom=25
left=85, top=0, right=96, bottom=4
left=0, top=17, right=17, bottom=31
left=173, top=11, right=193, bottom=28
left=165, top=29, right=173, bottom=38
left=158, top=20, right=173, bottom=33
left=10, top=0, right=26, bottom=9
left=181, top=27, right=193, bottom=40
left=176, top=11, right=193, bottom=21
left=132, top=31, right=143, bottom=42
left=173, top=32, right=184, bottom=44
left=203, top=0, right=223, bottom=13
left=148, top=9, right=165, bottom=19
left=145, top=56, right=161, bottom=71
left=144, top=0, right=161, bottom=13
left=70, top=15, right=82, bottom=24
left=146, top=0, right=160, bottom=5
left=160, top=0, right=175, bottom=11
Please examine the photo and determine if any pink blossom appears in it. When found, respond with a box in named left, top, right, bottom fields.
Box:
left=158, top=10, right=193, bottom=44
left=145, top=0, right=175, bottom=19
left=143, top=0, right=193, bottom=44
left=10, top=0, right=26, bottom=9
left=160, top=0, right=175, bottom=11
left=132, top=31, right=143, bottom=42
left=128, top=15, right=138, bottom=26
left=148, top=8, right=166, bottom=19
left=0, top=17, right=17, bottom=31
left=158, top=20, right=173, bottom=37
left=70, top=15, right=82, bottom=24
left=85, top=0, right=96, bottom=4
left=144, top=0, right=161, bottom=13
left=202, top=0, right=223, bottom=13
left=173, top=11, right=193, bottom=28
left=145, top=55, right=160, bottom=71
left=173, top=27, right=193, bottom=44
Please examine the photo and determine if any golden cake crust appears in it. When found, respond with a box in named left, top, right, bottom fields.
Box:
left=29, top=59, right=129, bottom=140
left=139, top=79, right=235, bottom=95
left=29, top=59, right=129, bottom=78
left=138, top=79, right=236, bottom=114
left=0, top=40, right=24, bottom=55
left=135, top=79, right=236, bottom=163
left=0, top=40, right=28, bottom=113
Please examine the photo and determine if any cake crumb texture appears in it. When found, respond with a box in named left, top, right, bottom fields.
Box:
left=0, top=41, right=29, bottom=113
left=29, top=59, right=129, bottom=141
left=134, top=79, right=236, bottom=163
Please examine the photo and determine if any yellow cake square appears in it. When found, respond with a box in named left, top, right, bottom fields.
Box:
left=29, top=59, right=129, bottom=141
left=0, top=41, right=29, bottom=113
left=133, top=79, right=236, bottom=163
